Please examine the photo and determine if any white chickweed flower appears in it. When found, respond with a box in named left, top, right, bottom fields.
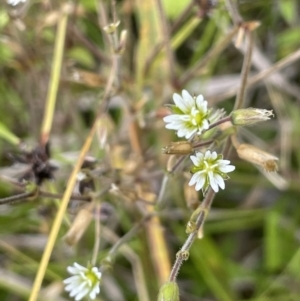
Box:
left=189, top=150, right=235, bottom=193
left=63, top=262, right=101, bottom=301
left=7, top=0, right=26, bottom=6
left=163, top=90, right=210, bottom=139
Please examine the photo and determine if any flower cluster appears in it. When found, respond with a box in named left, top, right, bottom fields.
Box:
left=163, top=90, right=210, bottom=139
left=163, top=90, right=235, bottom=193
left=189, top=150, right=235, bottom=193
left=63, top=262, right=101, bottom=301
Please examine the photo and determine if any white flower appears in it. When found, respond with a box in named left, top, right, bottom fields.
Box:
left=163, top=90, right=210, bottom=139
left=7, top=0, right=26, bottom=6
left=188, top=150, right=235, bottom=193
left=63, top=262, right=101, bottom=301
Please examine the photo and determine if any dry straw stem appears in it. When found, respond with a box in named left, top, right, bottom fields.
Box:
left=144, top=197, right=171, bottom=285
left=28, top=120, right=97, bottom=301
left=40, top=4, right=70, bottom=146
left=234, top=31, right=254, bottom=110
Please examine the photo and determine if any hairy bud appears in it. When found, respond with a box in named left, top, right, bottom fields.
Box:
left=157, top=282, right=179, bottom=301
left=231, top=108, right=274, bottom=126
left=162, top=141, right=193, bottom=155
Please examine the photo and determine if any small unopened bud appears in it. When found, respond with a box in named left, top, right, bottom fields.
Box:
left=237, top=143, right=278, bottom=172
left=157, top=282, right=179, bottom=301
left=117, top=30, right=127, bottom=54
left=162, top=141, right=193, bottom=155
left=231, top=108, right=274, bottom=126
left=103, top=21, right=120, bottom=34
left=64, top=203, right=94, bottom=245
left=186, top=221, right=197, bottom=234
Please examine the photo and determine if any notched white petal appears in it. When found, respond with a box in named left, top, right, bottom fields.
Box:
left=214, top=173, right=225, bottom=190
left=195, top=174, right=206, bottom=191
left=190, top=155, right=201, bottom=166
left=182, top=90, right=194, bottom=108
left=219, top=165, right=235, bottom=173
left=173, top=93, right=189, bottom=113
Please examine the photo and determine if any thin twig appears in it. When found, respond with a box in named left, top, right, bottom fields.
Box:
left=169, top=188, right=215, bottom=281
left=234, top=32, right=253, bottom=110
left=92, top=203, right=101, bottom=266
left=0, top=191, right=35, bottom=205
left=40, top=5, right=69, bottom=146
left=225, top=0, right=242, bottom=25
left=68, top=24, right=110, bottom=64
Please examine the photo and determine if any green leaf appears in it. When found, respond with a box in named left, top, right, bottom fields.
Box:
left=278, top=0, right=297, bottom=24
left=67, top=47, right=95, bottom=69
left=162, top=0, right=190, bottom=18
left=0, top=121, right=20, bottom=145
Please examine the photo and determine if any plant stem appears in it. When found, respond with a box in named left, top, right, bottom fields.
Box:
left=234, top=32, right=253, bottom=110
left=207, top=116, right=232, bottom=131
left=40, top=5, right=69, bottom=146
left=169, top=188, right=215, bottom=281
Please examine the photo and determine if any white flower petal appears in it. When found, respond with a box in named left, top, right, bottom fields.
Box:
left=219, top=164, right=235, bottom=173
left=195, top=94, right=204, bottom=107
left=64, top=275, right=80, bottom=285
left=189, top=173, right=200, bottom=186
left=202, top=118, right=210, bottom=130
left=211, top=151, right=218, bottom=160
left=214, top=173, right=225, bottom=190
left=204, top=150, right=211, bottom=160
left=89, top=286, right=100, bottom=300
left=163, top=114, right=181, bottom=123
left=190, top=155, right=200, bottom=166
left=75, top=286, right=90, bottom=301
left=208, top=171, right=219, bottom=192
left=173, top=93, right=189, bottom=113
left=219, top=159, right=230, bottom=165
left=184, top=128, right=197, bottom=139
left=182, top=90, right=194, bottom=109
left=195, top=174, right=206, bottom=191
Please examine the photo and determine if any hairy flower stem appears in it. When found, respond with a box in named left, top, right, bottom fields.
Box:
left=157, top=155, right=188, bottom=207
left=0, top=191, right=36, bottom=205
left=169, top=188, right=215, bottom=281
left=192, top=140, right=214, bottom=149
left=207, top=116, right=232, bottom=131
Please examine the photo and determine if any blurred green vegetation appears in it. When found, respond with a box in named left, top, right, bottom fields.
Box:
left=0, top=0, right=300, bottom=301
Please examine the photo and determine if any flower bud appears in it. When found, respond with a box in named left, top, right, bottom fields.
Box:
left=162, top=141, right=193, bottom=155
left=237, top=143, right=278, bottom=172
left=157, top=282, right=179, bottom=301
left=230, top=108, right=274, bottom=126
left=117, top=30, right=128, bottom=54
left=103, top=21, right=120, bottom=34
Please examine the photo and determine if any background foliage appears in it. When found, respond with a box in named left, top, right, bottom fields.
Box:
left=0, top=0, right=300, bottom=300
